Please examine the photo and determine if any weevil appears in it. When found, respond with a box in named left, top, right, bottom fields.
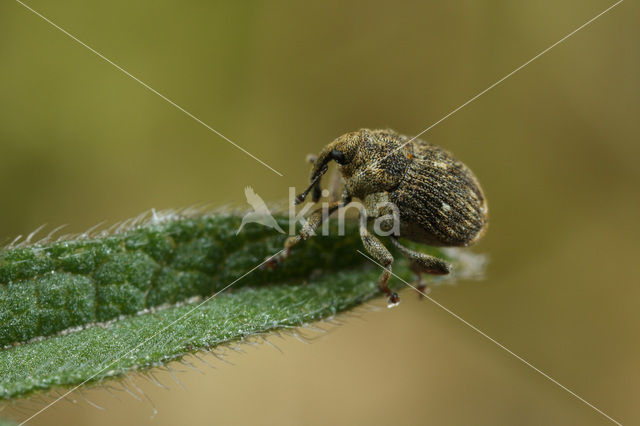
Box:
left=270, top=128, right=488, bottom=306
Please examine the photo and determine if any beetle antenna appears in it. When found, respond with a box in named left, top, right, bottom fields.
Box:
left=295, top=170, right=325, bottom=205
left=296, top=143, right=345, bottom=205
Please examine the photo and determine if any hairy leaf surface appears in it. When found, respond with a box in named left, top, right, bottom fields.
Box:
left=0, top=213, right=484, bottom=400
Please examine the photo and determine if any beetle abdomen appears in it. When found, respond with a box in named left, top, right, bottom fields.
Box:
left=391, top=140, right=488, bottom=246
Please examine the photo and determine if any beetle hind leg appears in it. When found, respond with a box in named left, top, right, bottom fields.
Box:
left=389, top=237, right=450, bottom=298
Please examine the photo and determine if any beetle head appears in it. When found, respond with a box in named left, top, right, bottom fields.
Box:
left=295, top=129, right=410, bottom=204
left=294, top=132, right=360, bottom=204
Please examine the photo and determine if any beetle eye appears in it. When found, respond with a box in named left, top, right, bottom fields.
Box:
left=331, top=149, right=348, bottom=165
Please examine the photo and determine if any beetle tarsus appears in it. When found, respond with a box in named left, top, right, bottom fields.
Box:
left=380, top=277, right=400, bottom=308
left=262, top=255, right=280, bottom=270
left=384, top=290, right=400, bottom=308
left=262, top=246, right=291, bottom=270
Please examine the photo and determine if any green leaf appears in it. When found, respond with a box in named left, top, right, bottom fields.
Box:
left=0, top=212, right=484, bottom=400
left=0, top=416, right=16, bottom=426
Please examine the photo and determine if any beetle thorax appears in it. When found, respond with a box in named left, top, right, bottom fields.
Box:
left=338, top=130, right=411, bottom=199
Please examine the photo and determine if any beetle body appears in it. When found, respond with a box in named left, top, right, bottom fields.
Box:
left=327, top=129, right=488, bottom=247
left=274, top=128, right=488, bottom=305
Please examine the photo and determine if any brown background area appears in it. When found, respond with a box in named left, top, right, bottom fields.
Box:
left=1, top=0, right=638, bottom=424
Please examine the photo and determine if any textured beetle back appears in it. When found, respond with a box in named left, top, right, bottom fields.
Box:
left=391, top=138, right=488, bottom=246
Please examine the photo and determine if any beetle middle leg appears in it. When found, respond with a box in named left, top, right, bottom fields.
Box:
left=359, top=219, right=399, bottom=306
left=389, top=236, right=450, bottom=297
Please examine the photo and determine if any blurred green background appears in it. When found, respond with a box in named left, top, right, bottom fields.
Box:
left=1, top=0, right=638, bottom=424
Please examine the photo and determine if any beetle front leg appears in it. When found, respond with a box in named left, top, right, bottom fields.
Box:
left=360, top=221, right=399, bottom=307
left=265, top=200, right=344, bottom=268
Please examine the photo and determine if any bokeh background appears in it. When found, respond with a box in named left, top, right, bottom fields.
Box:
left=1, top=0, right=639, bottom=424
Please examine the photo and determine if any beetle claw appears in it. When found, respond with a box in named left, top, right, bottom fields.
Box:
left=386, top=292, right=400, bottom=308
left=261, top=255, right=280, bottom=270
